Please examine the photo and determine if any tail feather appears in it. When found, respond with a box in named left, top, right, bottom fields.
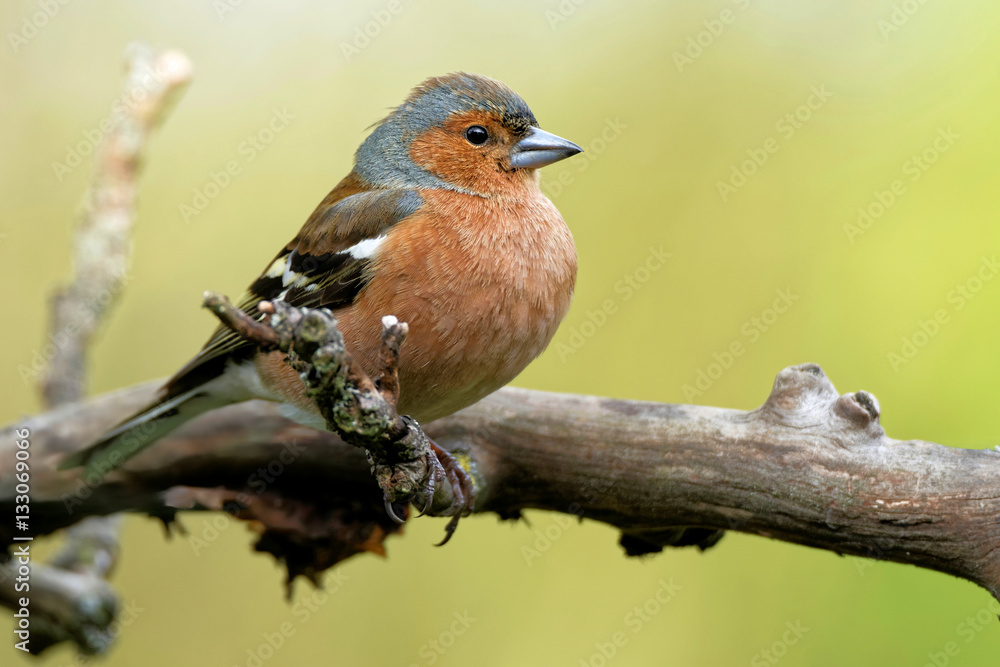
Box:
left=59, top=387, right=231, bottom=479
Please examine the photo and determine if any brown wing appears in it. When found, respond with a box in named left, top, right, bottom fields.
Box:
left=163, top=186, right=424, bottom=398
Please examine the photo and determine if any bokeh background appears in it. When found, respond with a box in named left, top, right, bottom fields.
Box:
left=4, top=0, right=1000, bottom=665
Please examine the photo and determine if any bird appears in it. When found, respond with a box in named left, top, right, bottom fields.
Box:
left=62, top=72, right=582, bottom=522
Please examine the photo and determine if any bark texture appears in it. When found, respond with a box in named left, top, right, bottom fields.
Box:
left=5, top=363, right=1000, bottom=604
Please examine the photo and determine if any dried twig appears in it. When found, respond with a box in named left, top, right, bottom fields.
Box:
left=42, top=43, right=192, bottom=406
left=202, top=293, right=280, bottom=350
left=0, top=43, right=192, bottom=657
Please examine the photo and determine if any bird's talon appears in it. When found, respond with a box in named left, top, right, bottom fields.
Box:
left=435, top=515, right=462, bottom=547
left=426, top=439, right=475, bottom=543
left=377, top=438, right=473, bottom=534
left=384, top=496, right=407, bottom=524
left=417, top=474, right=436, bottom=517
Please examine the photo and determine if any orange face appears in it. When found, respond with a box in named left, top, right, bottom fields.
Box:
left=409, top=109, right=537, bottom=197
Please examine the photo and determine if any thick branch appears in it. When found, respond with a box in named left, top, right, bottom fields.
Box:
left=4, top=365, right=1000, bottom=602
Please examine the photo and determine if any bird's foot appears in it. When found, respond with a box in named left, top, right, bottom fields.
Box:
left=423, top=440, right=475, bottom=546
left=372, top=428, right=475, bottom=545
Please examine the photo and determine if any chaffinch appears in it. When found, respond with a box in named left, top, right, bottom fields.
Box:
left=65, top=72, right=582, bottom=509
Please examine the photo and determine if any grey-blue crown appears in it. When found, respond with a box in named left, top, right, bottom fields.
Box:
left=354, top=73, right=537, bottom=190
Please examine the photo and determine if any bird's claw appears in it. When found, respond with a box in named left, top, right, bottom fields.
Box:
left=376, top=437, right=474, bottom=542
left=384, top=496, right=407, bottom=524
left=416, top=470, right=436, bottom=517
left=426, top=440, right=475, bottom=546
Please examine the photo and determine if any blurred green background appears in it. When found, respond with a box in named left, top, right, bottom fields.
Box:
left=4, top=0, right=1000, bottom=665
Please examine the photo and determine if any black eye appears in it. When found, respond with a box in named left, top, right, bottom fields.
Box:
left=465, top=125, right=489, bottom=145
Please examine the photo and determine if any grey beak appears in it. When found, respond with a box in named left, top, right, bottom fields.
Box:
left=510, top=127, right=583, bottom=169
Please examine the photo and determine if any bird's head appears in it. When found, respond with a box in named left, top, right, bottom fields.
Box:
left=354, top=72, right=582, bottom=197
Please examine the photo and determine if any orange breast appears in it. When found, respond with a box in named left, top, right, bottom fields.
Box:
left=256, top=186, right=576, bottom=425
left=341, top=187, right=577, bottom=423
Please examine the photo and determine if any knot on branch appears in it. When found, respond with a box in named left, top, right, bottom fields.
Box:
left=834, top=390, right=881, bottom=429
left=757, top=363, right=885, bottom=440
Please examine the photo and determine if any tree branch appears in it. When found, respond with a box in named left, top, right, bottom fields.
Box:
left=0, top=517, right=122, bottom=655
left=5, top=364, right=1000, bottom=604
left=42, top=43, right=192, bottom=406
left=2, top=43, right=192, bottom=656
